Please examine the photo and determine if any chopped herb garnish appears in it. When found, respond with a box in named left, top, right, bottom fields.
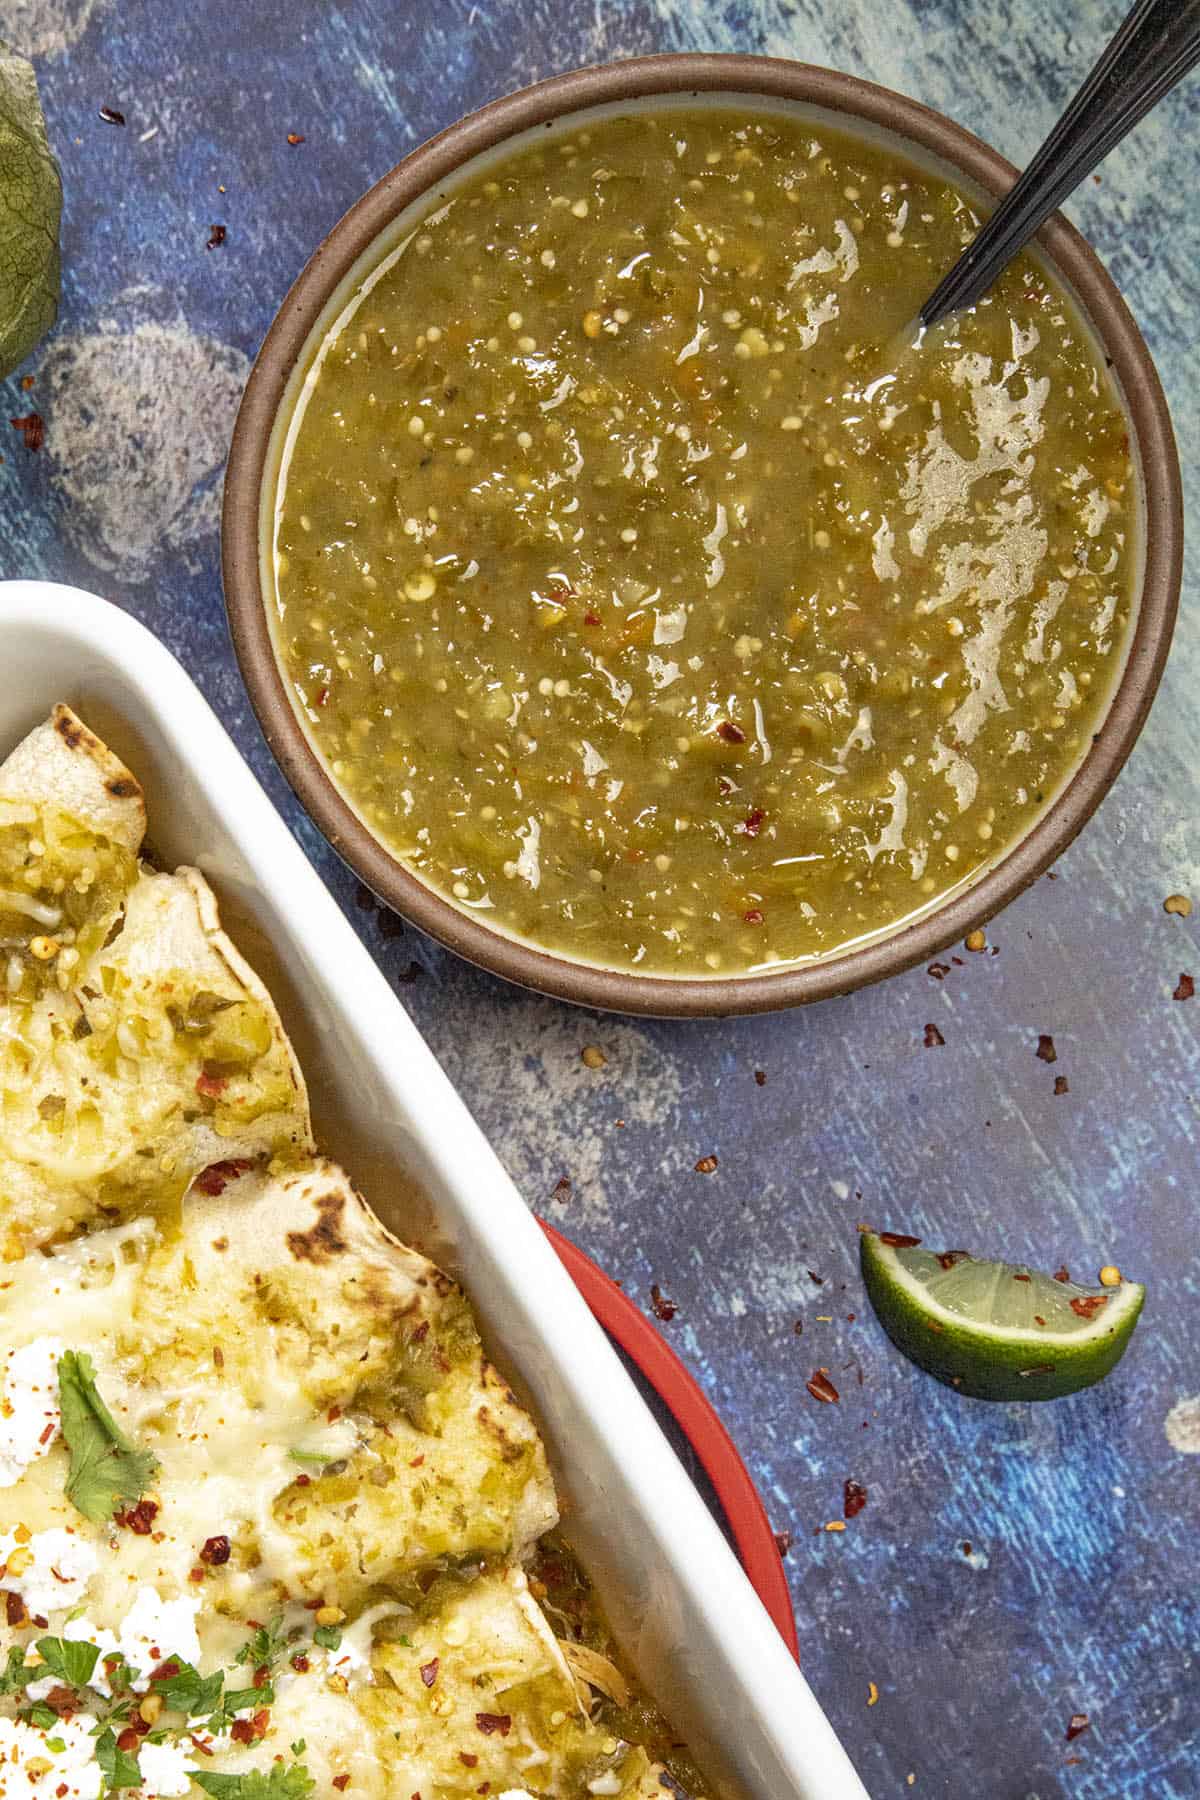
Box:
left=151, top=1657, right=224, bottom=1717
left=96, top=1726, right=143, bottom=1789
left=33, top=1634, right=100, bottom=1688
left=234, top=1613, right=288, bottom=1673
left=57, top=1350, right=159, bottom=1523
left=313, top=1625, right=341, bottom=1651
left=0, top=1645, right=33, bottom=1695
left=193, top=1764, right=316, bottom=1800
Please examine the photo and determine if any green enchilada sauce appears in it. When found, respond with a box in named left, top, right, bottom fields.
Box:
left=272, top=109, right=1134, bottom=975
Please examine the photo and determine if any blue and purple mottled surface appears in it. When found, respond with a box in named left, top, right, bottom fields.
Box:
left=2, top=3, right=1198, bottom=1794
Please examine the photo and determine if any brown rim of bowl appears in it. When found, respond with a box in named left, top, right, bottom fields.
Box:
left=223, top=52, right=1182, bottom=1020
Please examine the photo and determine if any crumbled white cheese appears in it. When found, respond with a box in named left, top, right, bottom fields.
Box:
left=115, top=1586, right=202, bottom=1687
left=0, top=1713, right=102, bottom=1799
left=0, top=1337, right=64, bottom=1485
left=137, top=1739, right=198, bottom=1797
left=0, top=1525, right=98, bottom=1616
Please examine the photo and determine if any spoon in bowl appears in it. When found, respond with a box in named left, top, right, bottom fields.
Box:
left=920, top=0, right=1200, bottom=329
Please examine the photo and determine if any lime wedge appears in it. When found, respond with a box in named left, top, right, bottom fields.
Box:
left=860, top=1232, right=1145, bottom=1401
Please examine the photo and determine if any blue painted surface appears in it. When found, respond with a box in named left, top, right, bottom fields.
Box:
left=2, top=3, right=1198, bottom=1794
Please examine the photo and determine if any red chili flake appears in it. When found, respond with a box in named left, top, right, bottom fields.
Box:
left=1065, top=1712, right=1090, bottom=1742
left=1036, top=1033, right=1057, bottom=1063
left=807, top=1369, right=840, bottom=1405
left=291, top=1653, right=310, bottom=1672
left=1034, top=1315, right=1046, bottom=1327
left=459, top=1755, right=479, bottom=1769
left=188, top=1567, right=205, bottom=1582
left=717, top=776, right=734, bottom=797
left=207, top=223, right=227, bottom=251
left=10, top=413, right=45, bottom=451
left=420, top=1658, right=439, bottom=1688
left=229, top=1719, right=256, bottom=1745
left=411, top=1320, right=430, bottom=1344
left=42, top=1684, right=77, bottom=1718
left=294, top=1472, right=311, bottom=1487
left=115, top=1499, right=159, bottom=1535
left=332, top=1778, right=350, bottom=1792
left=923, top=1022, right=945, bottom=1047
left=927, top=962, right=951, bottom=980
left=649, top=1284, right=677, bottom=1322
left=193, top=1158, right=253, bottom=1196
left=1053, top=1265, right=1071, bottom=1283
left=1069, top=1294, right=1109, bottom=1320
left=195, top=1068, right=228, bottom=1099
left=475, top=1713, right=512, bottom=1736
left=1054, top=1075, right=1070, bottom=1095
left=716, top=720, right=746, bottom=744
left=287, top=132, right=306, bottom=145
left=792, top=1320, right=803, bottom=1336
left=774, top=1530, right=793, bottom=1556
left=1012, top=1272, right=1031, bottom=1283
left=99, top=105, right=126, bottom=125
left=754, top=1069, right=766, bottom=1086
left=38, top=1420, right=55, bottom=1445
left=551, top=1176, right=571, bottom=1202
left=410, top=1454, right=425, bottom=1469
left=879, top=1232, right=921, bottom=1248
left=694, top=1153, right=719, bottom=1174
left=843, top=1479, right=868, bottom=1519
left=808, top=1270, right=825, bottom=1285
left=961, top=1541, right=972, bottom=1556
left=743, top=908, right=764, bottom=924
left=1174, top=973, right=1194, bottom=1001
left=741, top=807, right=765, bottom=837
left=314, top=685, right=330, bottom=707
left=583, top=611, right=601, bottom=626
left=117, top=1728, right=141, bottom=1754
left=199, top=1534, right=231, bottom=1566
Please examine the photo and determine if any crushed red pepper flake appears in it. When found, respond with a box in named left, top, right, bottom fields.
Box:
left=1173, top=972, right=1194, bottom=1001
left=420, top=1658, right=439, bottom=1688
left=193, top=1158, right=253, bottom=1196
left=808, top=1270, right=825, bottom=1285
left=206, top=223, right=227, bottom=250
left=649, top=1284, right=677, bottom=1322
left=740, top=807, right=765, bottom=837
left=1053, top=1265, right=1071, bottom=1283
left=923, top=1022, right=945, bottom=1047
left=716, top=720, right=745, bottom=744
left=199, top=1534, right=231, bottom=1566
left=694, top=1153, right=719, bottom=1174
left=1036, top=1033, right=1058, bottom=1063
left=474, top=1713, right=511, bottom=1737
left=551, top=1175, right=571, bottom=1202
left=1069, top=1294, right=1109, bottom=1320
left=10, top=413, right=44, bottom=451
left=879, top=1231, right=920, bottom=1248
left=807, top=1369, right=840, bottom=1404
left=754, top=1069, right=766, bottom=1086
left=5, top=1591, right=27, bottom=1627
left=98, top=105, right=126, bottom=125
left=1065, top=1712, right=1090, bottom=1742
left=287, top=132, right=306, bottom=145
left=742, top=907, right=764, bottom=924
left=927, top=962, right=950, bottom=980
left=332, top=1778, right=350, bottom=1792
left=1054, top=1075, right=1070, bottom=1095
left=1012, top=1272, right=1031, bottom=1283
left=843, top=1479, right=868, bottom=1519
left=459, top=1755, right=479, bottom=1769
left=937, top=1250, right=969, bottom=1270
left=115, top=1498, right=159, bottom=1535
left=773, top=1530, right=793, bottom=1557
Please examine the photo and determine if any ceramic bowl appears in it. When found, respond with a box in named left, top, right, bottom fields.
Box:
left=222, top=55, right=1182, bottom=1017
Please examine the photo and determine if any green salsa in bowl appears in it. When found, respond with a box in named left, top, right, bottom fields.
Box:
left=223, top=57, right=1180, bottom=1015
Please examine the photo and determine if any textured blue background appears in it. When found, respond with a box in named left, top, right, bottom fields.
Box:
left=2, top=3, right=1198, bottom=1795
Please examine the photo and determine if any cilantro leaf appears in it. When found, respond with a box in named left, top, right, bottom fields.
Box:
left=33, top=1635, right=101, bottom=1689
left=57, top=1351, right=159, bottom=1525
left=234, top=1614, right=288, bottom=1673
left=193, top=1764, right=316, bottom=1800
left=0, top=52, right=62, bottom=380
left=312, top=1624, right=341, bottom=1651
left=95, top=1726, right=142, bottom=1790
left=150, top=1658, right=224, bottom=1718
left=0, top=1645, right=33, bottom=1695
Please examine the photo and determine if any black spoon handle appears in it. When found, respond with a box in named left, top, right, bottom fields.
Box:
left=921, top=0, right=1200, bottom=329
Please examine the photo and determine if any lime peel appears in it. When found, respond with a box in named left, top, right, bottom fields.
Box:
left=860, top=1231, right=1144, bottom=1401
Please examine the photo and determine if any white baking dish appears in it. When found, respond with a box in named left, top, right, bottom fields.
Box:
left=0, top=579, right=870, bottom=1800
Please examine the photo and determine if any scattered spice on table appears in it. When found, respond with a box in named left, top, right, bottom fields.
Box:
left=964, top=929, right=987, bottom=952
left=207, top=223, right=227, bottom=250
left=1173, top=972, right=1194, bottom=1001
left=287, top=132, right=306, bottom=145
left=807, top=1369, right=840, bottom=1404
left=923, top=1022, right=945, bottom=1047
left=867, top=1682, right=879, bottom=1707
left=19, top=374, right=34, bottom=391
left=1098, top=1264, right=1122, bottom=1287
left=649, top=1284, right=677, bottom=1322
left=551, top=1176, right=571, bottom=1203
left=824, top=1519, right=846, bottom=1533
left=880, top=1231, right=921, bottom=1248
left=1070, top=1294, right=1109, bottom=1320
left=694, top=1153, right=719, bottom=1174
left=9, top=413, right=44, bottom=451
left=1036, top=1033, right=1057, bottom=1062
left=773, top=1530, right=793, bottom=1557
left=808, top=1269, right=825, bottom=1285
left=843, top=1479, right=868, bottom=1519
left=927, top=961, right=950, bottom=980
left=1065, top=1713, right=1090, bottom=1742
left=1163, top=892, right=1192, bottom=917
left=1053, top=1265, right=1071, bottom=1283
left=98, top=104, right=125, bottom=125
left=754, top=1068, right=767, bottom=1086
left=580, top=1044, right=607, bottom=1069
left=1054, top=1075, right=1070, bottom=1095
